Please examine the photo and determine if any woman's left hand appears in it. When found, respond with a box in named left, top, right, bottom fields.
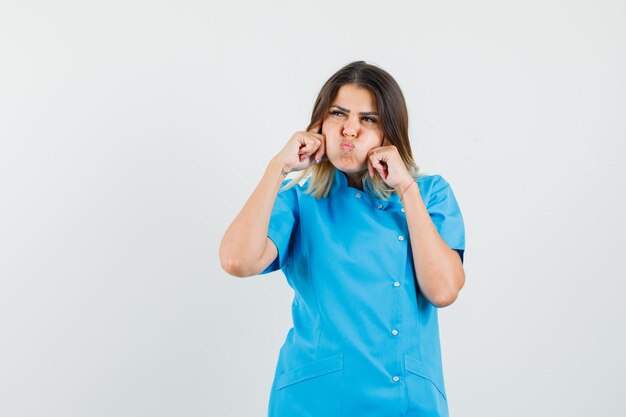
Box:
left=367, top=138, right=414, bottom=191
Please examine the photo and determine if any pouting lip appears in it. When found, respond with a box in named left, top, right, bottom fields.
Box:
left=340, top=142, right=355, bottom=149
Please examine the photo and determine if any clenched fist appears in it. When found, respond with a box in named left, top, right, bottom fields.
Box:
left=273, top=122, right=326, bottom=174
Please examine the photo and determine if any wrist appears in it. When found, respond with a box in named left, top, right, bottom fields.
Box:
left=396, top=180, right=417, bottom=201
left=270, top=157, right=291, bottom=177
left=394, top=177, right=414, bottom=193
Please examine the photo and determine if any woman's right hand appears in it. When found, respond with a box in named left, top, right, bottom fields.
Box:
left=273, top=122, right=326, bottom=173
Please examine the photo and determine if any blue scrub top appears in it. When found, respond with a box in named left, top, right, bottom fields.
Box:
left=260, top=168, right=465, bottom=417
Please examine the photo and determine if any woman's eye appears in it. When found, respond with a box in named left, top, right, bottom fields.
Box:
left=330, top=110, right=344, bottom=117
left=362, top=116, right=377, bottom=123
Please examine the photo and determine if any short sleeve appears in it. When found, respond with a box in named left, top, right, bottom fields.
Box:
left=426, top=175, right=466, bottom=264
left=259, top=181, right=299, bottom=274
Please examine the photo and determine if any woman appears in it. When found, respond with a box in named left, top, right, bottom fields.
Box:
left=220, top=61, right=465, bottom=417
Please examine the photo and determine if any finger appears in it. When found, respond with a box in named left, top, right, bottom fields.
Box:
left=370, top=155, right=388, bottom=180
left=367, top=147, right=381, bottom=160
left=369, top=154, right=384, bottom=174
left=368, top=149, right=379, bottom=162
left=304, top=138, right=323, bottom=163
left=307, top=120, right=322, bottom=134
left=298, top=136, right=320, bottom=159
left=314, top=135, right=326, bottom=162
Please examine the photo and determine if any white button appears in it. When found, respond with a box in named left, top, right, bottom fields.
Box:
left=377, top=204, right=383, bottom=209
left=398, top=235, right=405, bottom=241
left=392, top=376, right=400, bottom=382
left=393, top=281, right=400, bottom=287
left=401, top=208, right=405, bottom=213
left=391, top=329, right=399, bottom=336
left=355, top=193, right=362, bottom=198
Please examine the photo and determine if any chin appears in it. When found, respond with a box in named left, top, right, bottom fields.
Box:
left=327, top=152, right=367, bottom=171
left=331, top=161, right=366, bottom=175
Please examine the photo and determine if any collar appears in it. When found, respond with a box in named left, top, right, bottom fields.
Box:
left=330, top=167, right=402, bottom=209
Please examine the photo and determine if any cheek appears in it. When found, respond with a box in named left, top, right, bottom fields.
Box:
left=322, top=125, right=341, bottom=141
left=321, top=123, right=330, bottom=137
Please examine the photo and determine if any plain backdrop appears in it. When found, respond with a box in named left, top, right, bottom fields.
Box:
left=1, top=0, right=625, bottom=416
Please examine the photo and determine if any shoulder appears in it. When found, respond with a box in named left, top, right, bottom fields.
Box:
left=417, top=173, right=448, bottom=187
left=278, top=176, right=310, bottom=196
left=416, top=173, right=454, bottom=206
left=275, top=176, right=313, bottom=213
left=416, top=173, right=450, bottom=191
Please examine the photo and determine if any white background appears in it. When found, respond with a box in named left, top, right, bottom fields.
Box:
left=1, top=1, right=625, bottom=416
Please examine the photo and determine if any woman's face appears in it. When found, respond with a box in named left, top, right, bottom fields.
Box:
left=322, top=84, right=384, bottom=178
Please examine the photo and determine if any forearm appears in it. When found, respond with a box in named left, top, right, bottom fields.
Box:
left=400, top=183, right=465, bottom=307
left=219, top=157, right=287, bottom=275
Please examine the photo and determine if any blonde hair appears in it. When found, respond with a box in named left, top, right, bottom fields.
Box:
left=281, top=61, right=422, bottom=200
left=282, top=161, right=422, bottom=200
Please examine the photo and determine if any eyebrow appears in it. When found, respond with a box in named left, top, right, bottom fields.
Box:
left=330, top=105, right=379, bottom=116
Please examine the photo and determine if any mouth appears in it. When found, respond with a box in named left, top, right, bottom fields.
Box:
left=340, top=142, right=354, bottom=151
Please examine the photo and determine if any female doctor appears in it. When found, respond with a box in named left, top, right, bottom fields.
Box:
left=220, top=61, right=466, bottom=417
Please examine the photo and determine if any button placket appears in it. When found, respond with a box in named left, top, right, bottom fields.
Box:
left=391, top=231, right=407, bottom=388
left=383, top=203, right=407, bottom=388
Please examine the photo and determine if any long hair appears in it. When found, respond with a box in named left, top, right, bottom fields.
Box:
left=283, top=61, right=421, bottom=200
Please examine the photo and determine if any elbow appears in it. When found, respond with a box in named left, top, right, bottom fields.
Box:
left=433, top=269, right=465, bottom=308
left=219, top=242, right=258, bottom=277
left=219, top=237, right=256, bottom=277
left=220, top=257, right=254, bottom=278
left=430, top=277, right=464, bottom=308
left=431, top=291, right=458, bottom=308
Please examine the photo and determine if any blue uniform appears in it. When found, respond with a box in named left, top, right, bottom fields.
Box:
left=260, top=168, right=465, bottom=417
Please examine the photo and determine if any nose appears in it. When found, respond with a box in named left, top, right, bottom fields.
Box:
left=343, top=117, right=358, bottom=138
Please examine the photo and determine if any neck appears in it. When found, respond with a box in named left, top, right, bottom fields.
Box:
left=346, top=172, right=364, bottom=190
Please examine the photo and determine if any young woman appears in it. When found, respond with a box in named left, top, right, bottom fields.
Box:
left=220, top=61, right=466, bottom=417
